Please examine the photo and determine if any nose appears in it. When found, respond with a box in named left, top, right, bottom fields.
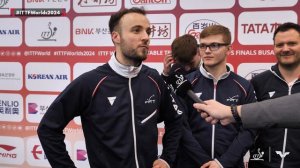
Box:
left=141, top=30, right=150, bottom=41
left=205, top=45, right=211, bottom=52
left=282, top=44, right=290, bottom=51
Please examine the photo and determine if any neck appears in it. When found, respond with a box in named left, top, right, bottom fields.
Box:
left=278, top=64, right=300, bottom=83
left=204, top=63, right=227, bottom=80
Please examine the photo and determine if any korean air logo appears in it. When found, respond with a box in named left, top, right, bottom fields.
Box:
left=27, top=74, right=68, bottom=80
left=28, top=103, right=38, bottom=114
left=185, top=19, right=219, bottom=39
left=77, top=149, right=87, bottom=161
left=31, top=145, right=43, bottom=160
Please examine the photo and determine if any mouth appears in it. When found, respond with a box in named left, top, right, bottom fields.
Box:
left=139, top=45, right=149, bottom=50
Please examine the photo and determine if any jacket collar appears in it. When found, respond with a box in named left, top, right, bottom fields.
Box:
left=199, top=63, right=231, bottom=82
left=108, top=53, right=142, bottom=78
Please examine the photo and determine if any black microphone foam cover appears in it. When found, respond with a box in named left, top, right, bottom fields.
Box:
left=167, top=64, right=193, bottom=98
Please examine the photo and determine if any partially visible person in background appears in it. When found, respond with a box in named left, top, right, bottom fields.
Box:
left=181, top=25, right=256, bottom=168
left=193, top=93, right=300, bottom=128
left=161, top=34, right=210, bottom=168
left=37, top=7, right=183, bottom=168
left=162, top=34, right=201, bottom=77
left=248, top=22, right=300, bottom=168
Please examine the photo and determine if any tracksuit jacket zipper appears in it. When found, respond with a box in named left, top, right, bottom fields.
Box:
left=271, top=70, right=300, bottom=168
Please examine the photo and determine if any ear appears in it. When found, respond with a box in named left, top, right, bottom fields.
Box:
left=111, top=31, right=120, bottom=44
left=226, top=45, right=232, bottom=55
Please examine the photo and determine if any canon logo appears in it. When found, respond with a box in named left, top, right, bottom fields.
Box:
left=131, top=0, right=170, bottom=4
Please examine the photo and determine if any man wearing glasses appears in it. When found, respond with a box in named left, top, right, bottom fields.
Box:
left=176, top=25, right=256, bottom=168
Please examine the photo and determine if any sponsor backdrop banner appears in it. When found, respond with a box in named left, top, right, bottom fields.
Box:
left=0, top=0, right=299, bottom=167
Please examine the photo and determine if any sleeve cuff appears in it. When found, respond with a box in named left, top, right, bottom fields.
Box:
left=158, top=158, right=170, bottom=168
left=214, top=158, right=224, bottom=168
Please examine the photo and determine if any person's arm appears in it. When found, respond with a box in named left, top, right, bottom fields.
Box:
left=241, top=92, right=300, bottom=128
left=157, top=79, right=183, bottom=167
left=37, top=72, right=97, bottom=167
left=194, top=93, right=300, bottom=128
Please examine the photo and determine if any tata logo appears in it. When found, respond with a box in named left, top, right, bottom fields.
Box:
left=185, top=19, right=219, bottom=39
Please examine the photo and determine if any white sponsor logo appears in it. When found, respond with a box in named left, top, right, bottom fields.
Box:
left=108, top=96, right=116, bottom=106
left=25, top=0, right=70, bottom=12
left=73, top=16, right=112, bottom=47
left=238, top=11, right=297, bottom=45
left=73, top=0, right=121, bottom=13
left=250, top=148, right=264, bottom=161
left=147, top=14, right=176, bottom=46
left=0, top=62, right=23, bottom=91
left=237, top=63, right=274, bottom=80
left=0, top=0, right=22, bottom=15
left=180, top=0, right=235, bottom=10
left=0, top=93, right=23, bottom=122
left=25, top=17, right=70, bottom=46
left=0, top=18, right=22, bottom=46
left=25, top=62, right=70, bottom=92
left=268, top=91, right=275, bottom=98
left=26, top=137, right=49, bottom=167
left=125, top=0, right=176, bottom=11
left=26, top=94, right=57, bottom=123
left=239, top=0, right=297, bottom=8
left=179, top=13, right=235, bottom=43
left=74, top=141, right=90, bottom=168
left=276, top=151, right=290, bottom=158
left=0, top=136, right=24, bottom=165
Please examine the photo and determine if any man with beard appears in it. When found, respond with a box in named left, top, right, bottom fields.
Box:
left=37, top=7, right=183, bottom=168
left=248, top=22, right=300, bottom=168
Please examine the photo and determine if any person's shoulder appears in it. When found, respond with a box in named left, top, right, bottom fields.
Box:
left=74, top=63, right=110, bottom=84
left=141, top=64, right=160, bottom=76
left=229, top=72, right=252, bottom=86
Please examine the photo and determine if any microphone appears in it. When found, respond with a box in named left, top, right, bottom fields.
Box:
left=166, top=64, right=205, bottom=104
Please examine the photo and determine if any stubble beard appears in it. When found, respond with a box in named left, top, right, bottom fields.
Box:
left=121, top=43, right=148, bottom=66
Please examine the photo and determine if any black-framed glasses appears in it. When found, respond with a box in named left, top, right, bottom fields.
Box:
left=198, top=43, right=229, bottom=51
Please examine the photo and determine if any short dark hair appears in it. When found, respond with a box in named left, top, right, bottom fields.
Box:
left=273, top=22, right=300, bottom=41
left=200, top=25, right=231, bottom=44
left=171, top=34, right=198, bottom=64
left=109, top=7, right=146, bottom=33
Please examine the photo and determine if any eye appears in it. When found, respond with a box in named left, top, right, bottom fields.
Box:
left=275, top=43, right=284, bottom=48
left=199, top=44, right=206, bottom=49
left=210, top=43, right=219, bottom=49
left=287, top=42, right=297, bottom=47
